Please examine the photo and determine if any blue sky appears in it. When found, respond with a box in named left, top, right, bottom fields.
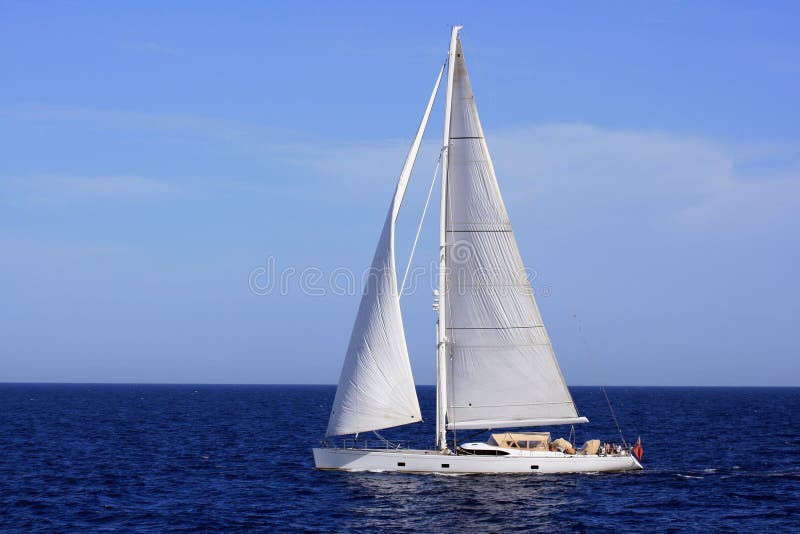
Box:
left=1, top=1, right=798, bottom=385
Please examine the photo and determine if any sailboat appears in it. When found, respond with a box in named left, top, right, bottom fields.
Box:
left=313, top=27, right=643, bottom=474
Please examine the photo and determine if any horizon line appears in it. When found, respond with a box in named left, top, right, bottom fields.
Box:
left=0, top=381, right=797, bottom=388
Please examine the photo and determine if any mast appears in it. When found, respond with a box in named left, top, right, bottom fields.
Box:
left=436, top=25, right=462, bottom=451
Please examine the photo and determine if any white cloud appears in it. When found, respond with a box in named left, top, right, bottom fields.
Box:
left=1, top=174, right=185, bottom=206
left=4, top=102, right=796, bottom=234
left=274, top=139, right=422, bottom=192
left=488, top=123, right=799, bottom=234
left=278, top=122, right=800, bottom=236
left=0, top=104, right=294, bottom=148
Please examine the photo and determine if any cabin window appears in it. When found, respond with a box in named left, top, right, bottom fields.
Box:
left=397, top=462, right=405, bottom=467
left=531, top=465, right=539, bottom=470
left=473, top=449, right=509, bottom=456
left=441, top=463, right=450, bottom=468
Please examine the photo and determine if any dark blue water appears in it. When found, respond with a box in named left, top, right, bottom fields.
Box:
left=1, top=385, right=798, bottom=531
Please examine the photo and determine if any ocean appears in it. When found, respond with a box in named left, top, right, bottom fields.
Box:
left=1, top=384, right=798, bottom=531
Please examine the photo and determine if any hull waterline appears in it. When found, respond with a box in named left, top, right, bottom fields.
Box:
left=313, top=448, right=642, bottom=474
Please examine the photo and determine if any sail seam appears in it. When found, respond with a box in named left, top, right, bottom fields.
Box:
left=445, top=283, right=538, bottom=288
left=446, top=229, right=513, bottom=233
left=448, top=344, right=553, bottom=351
left=447, top=326, right=546, bottom=330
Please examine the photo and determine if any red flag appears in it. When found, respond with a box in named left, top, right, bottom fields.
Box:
left=632, top=436, right=644, bottom=461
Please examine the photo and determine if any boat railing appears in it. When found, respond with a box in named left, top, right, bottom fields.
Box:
left=319, top=438, right=407, bottom=450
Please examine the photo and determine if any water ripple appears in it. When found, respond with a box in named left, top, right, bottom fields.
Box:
left=0, top=385, right=798, bottom=531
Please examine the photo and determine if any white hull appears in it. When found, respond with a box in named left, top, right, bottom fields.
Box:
left=313, top=448, right=642, bottom=474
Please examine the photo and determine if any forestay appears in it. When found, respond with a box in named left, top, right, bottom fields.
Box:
left=443, top=38, right=586, bottom=431
left=326, top=66, right=444, bottom=437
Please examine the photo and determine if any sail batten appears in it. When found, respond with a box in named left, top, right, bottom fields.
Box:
left=443, top=37, right=581, bottom=431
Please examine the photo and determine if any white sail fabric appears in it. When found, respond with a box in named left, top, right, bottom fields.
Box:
left=326, top=209, right=421, bottom=437
left=444, top=38, right=584, bottom=431
left=326, top=66, right=444, bottom=437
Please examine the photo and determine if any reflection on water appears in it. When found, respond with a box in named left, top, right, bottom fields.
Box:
left=332, top=471, right=585, bottom=531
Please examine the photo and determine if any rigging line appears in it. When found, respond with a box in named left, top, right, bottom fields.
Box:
left=460, top=429, right=489, bottom=443
left=398, top=54, right=449, bottom=295
left=372, top=430, right=401, bottom=450
left=572, top=314, right=629, bottom=448
left=400, top=151, right=442, bottom=295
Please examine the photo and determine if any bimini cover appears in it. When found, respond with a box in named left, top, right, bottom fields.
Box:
left=489, top=432, right=550, bottom=450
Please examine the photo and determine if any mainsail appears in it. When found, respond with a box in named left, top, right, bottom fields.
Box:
left=326, top=66, right=444, bottom=437
left=443, top=37, right=587, bottom=431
